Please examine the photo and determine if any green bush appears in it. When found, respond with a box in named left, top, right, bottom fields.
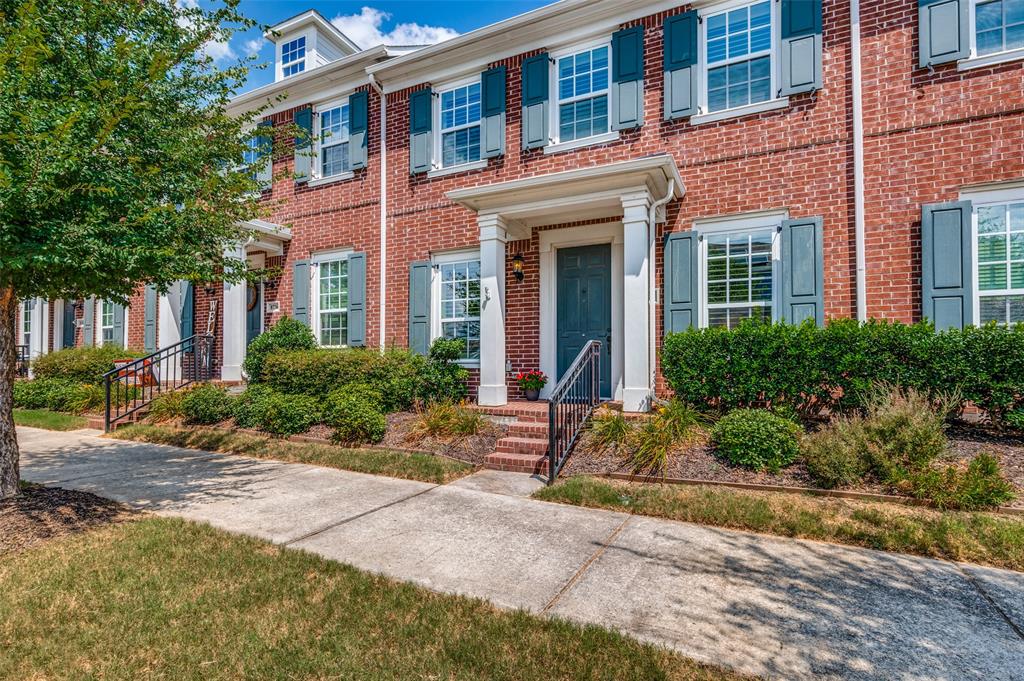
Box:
left=232, top=385, right=274, bottom=430
left=325, top=393, right=386, bottom=444
left=32, top=345, right=144, bottom=384
left=711, top=409, right=801, bottom=472
left=147, top=390, right=188, bottom=423
left=255, top=392, right=321, bottom=436
left=1006, top=408, right=1024, bottom=430
left=905, top=454, right=1016, bottom=511
left=801, top=420, right=872, bottom=489
left=180, top=384, right=236, bottom=425
left=12, top=379, right=111, bottom=414
left=323, top=383, right=385, bottom=420
left=243, top=317, right=317, bottom=383
left=858, top=386, right=950, bottom=484
left=418, top=338, right=470, bottom=404
left=14, top=379, right=72, bottom=410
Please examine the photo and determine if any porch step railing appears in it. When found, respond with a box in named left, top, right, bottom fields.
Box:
left=102, top=334, right=214, bottom=432
left=547, top=340, right=601, bottom=484
left=15, top=345, right=29, bottom=378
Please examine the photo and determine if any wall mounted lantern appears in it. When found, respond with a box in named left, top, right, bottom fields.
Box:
left=511, top=253, right=525, bottom=282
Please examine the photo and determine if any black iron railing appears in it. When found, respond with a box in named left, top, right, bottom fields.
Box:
left=547, top=340, right=601, bottom=484
left=15, top=345, right=29, bottom=378
left=102, top=334, right=214, bottom=432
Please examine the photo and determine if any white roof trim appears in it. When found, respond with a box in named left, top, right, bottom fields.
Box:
left=242, top=220, right=292, bottom=241
left=265, top=9, right=360, bottom=54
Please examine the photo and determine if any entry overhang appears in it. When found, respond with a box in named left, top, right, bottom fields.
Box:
left=240, top=219, right=292, bottom=257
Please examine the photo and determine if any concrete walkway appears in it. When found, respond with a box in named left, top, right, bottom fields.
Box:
left=17, top=426, right=1024, bottom=680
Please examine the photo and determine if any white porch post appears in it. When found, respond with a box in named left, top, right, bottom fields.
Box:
left=477, top=214, right=508, bottom=406
left=621, top=191, right=653, bottom=412
left=221, top=244, right=247, bottom=382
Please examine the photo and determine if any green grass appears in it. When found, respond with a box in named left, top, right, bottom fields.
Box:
left=0, top=518, right=738, bottom=681
left=13, top=408, right=88, bottom=431
left=111, top=423, right=474, bottom=485
left=535, top=476, right=1024, bottom=572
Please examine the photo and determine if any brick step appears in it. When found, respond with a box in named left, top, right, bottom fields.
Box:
left=483, top=451, right=549, bottom=475
left=495, top=435, right=548, bottom=456
left=508, top=421, right=549, bottom=438
left=468, top=403, right=549, bottom=423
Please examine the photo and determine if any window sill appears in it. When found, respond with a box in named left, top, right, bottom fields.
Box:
left=690, top=98, right=789, bottom=126
left=543, top=131, right=620, bottom=155
left=427, top=159, right=488, bottom=179
left=958, top=47, right=1024, bottom=71
left=307, top=172, right=355, bottom=188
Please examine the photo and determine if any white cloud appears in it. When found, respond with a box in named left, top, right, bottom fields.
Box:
left=173, top=0, right=236, bottom=64
left=331, top=6, right=459, bottom=48
left=242, top=38, right=264, bottom=57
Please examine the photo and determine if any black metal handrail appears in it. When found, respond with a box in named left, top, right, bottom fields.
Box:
left=547, top=340, right=601, bottom=484
left=15, top=345, right=29, bottom=378
left=102, top=334, right=214, bottom=432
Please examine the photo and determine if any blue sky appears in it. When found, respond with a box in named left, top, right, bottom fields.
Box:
left=206, top=1, right=552, bottom=92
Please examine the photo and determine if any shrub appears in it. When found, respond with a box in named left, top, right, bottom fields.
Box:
left=905, top=454, right=1016, bottom=511
left=711, top=409, right=801, bottom=472
left=147, top=390, right=188, bottom=423
left=323, top=383, right=385, bottom=422
left=243, top=317, right=317, bottom=383
left=180, top=384, right=236, bottom=425
left=1007, top=408, right=1024, bottom=431
left=325, top=393, right=386, bottom=444
left=408, top=401, right=483, bottom=440
left=801, top=419, right=872, bottom=489
left=12, top=379, right=109, bottom=414
left=419, top=338, right=470, bottom=404
left=32, top=345, right=144, bottom=384
left=255, top=392, right=321, bottom=436
left=231, top=385, right=274, bottom=430
left=14, top=379, right=73, bottom=410
left=590, top=408, right=631, bottom=449
left=857, top=386, right=950, bottom=484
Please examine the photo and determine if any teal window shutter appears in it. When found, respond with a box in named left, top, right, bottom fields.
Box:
left=481, top=65, right=507, bottom=159
left=780, top=0, right=822, bottom=96
left=408, top=261, right=431, bottom=355
left=349, top=91, right=369, bottom=170
left=780, top=217, right=825, bottom=326
left=919, top=0, right=969, bottom=68
left=293, top=108, right=313, bottom=183
left=520, top=53, right=549, bottom=150
left=663, top=11, right=698, bottom=120
left=255, top=120, right=273, bottom=191
left=144, top=284, right=157, bottom=353
left=664, top=232, right=698, bottom=335
left=347, top=252, right=367, bottom=347
left=409, top=87, right=433, bottom=174
left=82, top=297, right=95, bottom=347
left=292, top=259, right=310, bottom=327
left=112, top=303, right=125, bottom=348
left=922, top=201, right=973, bottom=331
left=179, top=282, right=194, bottom=339
left=612, top=25, right=645, bottom=131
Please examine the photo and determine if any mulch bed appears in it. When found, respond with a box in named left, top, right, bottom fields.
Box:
left=0, top=484, right=138, bottom=555
left=380, top=412, right=505, bottom=465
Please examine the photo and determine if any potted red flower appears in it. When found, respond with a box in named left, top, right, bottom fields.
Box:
left=515, top=369, right=548, bottom=402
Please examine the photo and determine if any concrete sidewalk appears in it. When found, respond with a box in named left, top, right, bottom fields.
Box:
left=17, top=426, right=1024, bottom=680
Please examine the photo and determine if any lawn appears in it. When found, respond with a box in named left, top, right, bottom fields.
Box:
left=0, top=516, right=738, bottom=681
left=111, top=423, right=475, bottom=485
left=13, top=408, right=88, bottom=431
left=535, top=476, right=1024, bottom=571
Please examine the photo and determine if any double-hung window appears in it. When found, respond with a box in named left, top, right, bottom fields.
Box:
left=975, top=0, right=1024, bottom=56
left=21, top=300, right=31, bottom=349
left=704, top=0, right=774, bottom=114
left=101, top=301, right=115, bottom=345
left=433, top=254, right=481, bottom=362
left=313, top=253, right=350, bottom=347
left=317, top=102, right=350, bottom=179
left=281, top=37, right=306, bottom=77
left=554, top=44, right=610, bottom=143
left=438, top=81, right=482, bottom=168
left=976, top=200, right=1024, bottom=325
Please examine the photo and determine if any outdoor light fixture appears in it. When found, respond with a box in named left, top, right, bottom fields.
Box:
left=512, top=253, right=525, bottom=282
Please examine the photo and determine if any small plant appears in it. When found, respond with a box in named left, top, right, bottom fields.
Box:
left=858, top=385, right=950, bottom=485
left=628, top=417, right=675, bottom=476
left=801, top=419, right=872, bottom=489
left=589, top=408, right=631, bottom=449
left=711, top=409, right=801, bottom=472
left=242, top=317, right=317, bottom=383
left=656, top=399, right=707, bottom=442
left=905, top=454, right=1016, bottom=511
left=1006, top=409, right=1024, bottom=431
left=409, top=401, right=483, bottom=440
left=180, top=384, right=236, bottom=425
left=324, top=392, right=386, bottom=444
left=418, top=338, right=470, bottom=404
left=147, top=390, right=188, bottom=423
left=515, top=370, right=548, bottom=392
left=326, top=383, right=385, bottom=413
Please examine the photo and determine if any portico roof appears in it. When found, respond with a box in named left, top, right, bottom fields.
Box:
left=240, top=219, right=292, bottom=256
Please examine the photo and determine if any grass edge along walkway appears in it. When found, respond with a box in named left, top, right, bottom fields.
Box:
left=13, top=409, right=88, bottom=432
left=0, top=516, right=741, bottom=681
left=111, top=423, right=474, bottom=485
left=534, top=476, right=1024, bottom=572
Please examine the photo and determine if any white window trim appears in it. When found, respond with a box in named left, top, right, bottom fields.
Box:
left=548, top=37, right=620, bottom=148
left=431, top=248, right=482, bottom=367
left=433, top=74, right=485, bottom=171
left=692, top=210, right=788, bottom=328
left=310, top=248, right=354, bottom=348
left=311, top=97, right=354, bottom=185
left=100, top=300, right=115, bottom=346
left=960, top=0, right=1024, bottom=70
left=279, top=34, right=309, bottom=80
left=694, top=0, right=788, bottom=125
left=961, top=184, right=1024, bottom=326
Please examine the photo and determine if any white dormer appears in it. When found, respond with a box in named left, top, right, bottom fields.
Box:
left=266, top=10, right=361, bottom=82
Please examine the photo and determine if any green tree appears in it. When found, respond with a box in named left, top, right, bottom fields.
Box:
left=0, top=0, right=272, bottom=497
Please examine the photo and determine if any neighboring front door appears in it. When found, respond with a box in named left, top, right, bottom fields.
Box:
left=62, top=301, right=76, bottom=349
left=557, top=244, right=612, bottom=399
left=246, top=283, right=262, bottom=346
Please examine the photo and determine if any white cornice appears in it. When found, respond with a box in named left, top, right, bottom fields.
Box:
left=265, top=9, right=360, bottom=55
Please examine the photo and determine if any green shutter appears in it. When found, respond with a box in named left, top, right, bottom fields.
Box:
left=179, top=282, right=194, bottom=339
left=293, top=108, right=313, bottom=183
left=663, top=12, right=698, bottom=120
left=919, top=0, right=969, bottom=68
left=82, top=297, right=95, bottom=347
left=409, top=87, right=433, bottom=174
left=922, top=201, right=973, bottom=331
left=612, top=25, right=645, bottom=131
left=520, top=53, right=549, bottom=150
left=112, top=303, right=125, bottom=348
left=349, top=90, right=369, bottom=170
left=481, top=65, right=507, bottom=159
left=292, top=260, right=310, bottom=327
left=780, top=217, right=825, bottom=326
left=255, top=119, right=273, bottom=191
left=780, top=0, right=822, bottom=96
left=347, top=252, right=366, bottom=347
left=664, top=232, right=698, bottom=335
left=144, top=284, right=157, bottom=353
left=408, top=261, right=431, bottom=355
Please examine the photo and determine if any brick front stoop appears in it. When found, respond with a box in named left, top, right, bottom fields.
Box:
left=470, top=402, right=551, bottom=475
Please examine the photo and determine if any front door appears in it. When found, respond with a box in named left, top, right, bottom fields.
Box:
left=62, top=301, right=76, bottom=349
left=557, top=244, right=612, bottom=399
left=246, top=283, right=262, bottom=346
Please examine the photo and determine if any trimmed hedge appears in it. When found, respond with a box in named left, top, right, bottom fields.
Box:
left=242, top=317, right=317, bottom=383
left=662, top=319, right=1024, bottom=422
left=32, top=345, right=144, bottom=384
left=180, top=384, right=236, bottom=425
left=14, top=378, right=132, bottom=414
left=711, top=409, right=801, bottom=472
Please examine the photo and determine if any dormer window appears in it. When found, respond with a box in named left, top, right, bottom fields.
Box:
left=281, top=36, right=306, bottom=77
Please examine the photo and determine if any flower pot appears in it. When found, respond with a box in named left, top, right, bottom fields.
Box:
left=524, top=388, right=540, bottom=402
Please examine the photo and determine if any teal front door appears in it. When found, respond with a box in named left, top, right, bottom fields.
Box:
left=557, top=244, right=612, bottom=399
left=246, top=283, right=262, bottom=346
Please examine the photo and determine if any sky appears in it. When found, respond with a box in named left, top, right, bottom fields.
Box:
left=201, top=1, right=553, bottom=92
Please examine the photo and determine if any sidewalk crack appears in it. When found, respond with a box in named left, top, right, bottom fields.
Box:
left=958, top=566, right=1024, bottom=642
left=541, top=515, right=631, bottom=614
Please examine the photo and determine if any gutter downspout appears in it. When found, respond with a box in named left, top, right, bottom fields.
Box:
left=648, top=179, right=675, bottom=399
left=369, top=73, right=387, bottom=349
left=851, top=0, right=867, bottom=322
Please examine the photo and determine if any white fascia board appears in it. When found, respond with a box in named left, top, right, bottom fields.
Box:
left=265, top=9, right=360, bottom=55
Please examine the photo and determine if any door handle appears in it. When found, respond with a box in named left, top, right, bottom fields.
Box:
left=605, top=334, right=612, bottom=351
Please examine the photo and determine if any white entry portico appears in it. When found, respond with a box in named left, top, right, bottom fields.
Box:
left=447, top=154, right=684, bottom=413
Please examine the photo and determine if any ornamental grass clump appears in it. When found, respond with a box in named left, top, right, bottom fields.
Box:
left=624, top=400, right=707, bottom=476
left=409, top=401, right=483, bottom=440
left=589, top=408, right=631, bottom=450
left=710, top=409, right=802, bottom=473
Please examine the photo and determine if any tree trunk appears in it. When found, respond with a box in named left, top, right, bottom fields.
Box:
left=0, top=287, right=20, bottom=499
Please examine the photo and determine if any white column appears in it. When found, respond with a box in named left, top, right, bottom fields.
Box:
left=477, top=214, right=508, bottom=406
left=221, top=244, right=247, bottom=382
left=621, top=191, right=653, bottom=412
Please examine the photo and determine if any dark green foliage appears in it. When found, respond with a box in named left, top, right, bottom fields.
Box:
left=229, top=385, right=274, bottom=430
left=32, top=346, right=144, bottom=384
left=243, top=318, right=317, bottom=383
left=14, top=379, right=71, bottom=410
left=323, top=384, right=385, bottom=423
left=419, top=338, right=470, bottom=404
left=325, top=393, right=387, bottom=445
left=906, top=454, right=1016, bottom=511
left=254, top=392, right=321, bottom=436
left=147, top=390, right=188, bottom=423
left=662, top=318, right=1024, bottom=422
left=180, top=384, right=236, bottom=426
left=1006, top=409, right=1024, bottom=431
left=12, top=378, right=117, bottom=414
left=711, top=409, right=802, bottom=472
